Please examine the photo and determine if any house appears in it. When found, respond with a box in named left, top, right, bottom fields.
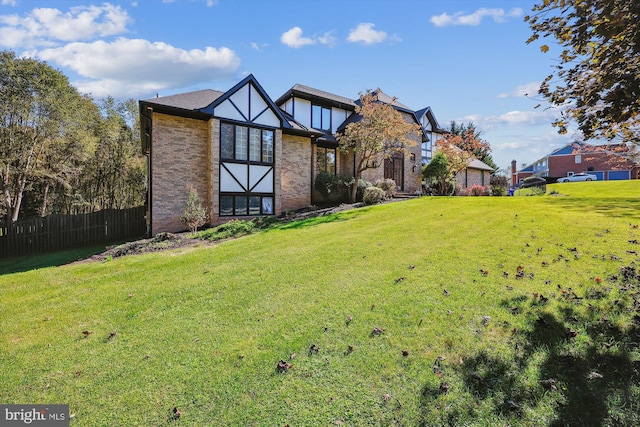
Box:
left=457, top=158, right=494, bottom=189
left=139, top=74, right=471, bottom=235
left=511, top=142, right=638, bottom=186
left=511, top=157, right=548, bottom=186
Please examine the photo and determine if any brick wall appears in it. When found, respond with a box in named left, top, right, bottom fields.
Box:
left=457, top=168, right=490, bottom=189
left=281, top=134, right=312, bottom=212
left=151, top=113, right=210, bottom=234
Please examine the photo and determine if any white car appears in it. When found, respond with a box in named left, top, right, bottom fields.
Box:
left=558, top=173, right=598, bottom=182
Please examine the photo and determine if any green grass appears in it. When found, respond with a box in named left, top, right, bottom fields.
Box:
left=2, top=181, right=640, bottom=426
left=0, top=245, right=109, bottom=275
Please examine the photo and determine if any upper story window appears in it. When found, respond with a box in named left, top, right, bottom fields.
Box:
left=221, top=122, right=274, bottom=164
left=312, top=104, right=331, bottom=132
left=421, top=139, right=433, bottom=164
left=575, top=154, right=582, bottom=163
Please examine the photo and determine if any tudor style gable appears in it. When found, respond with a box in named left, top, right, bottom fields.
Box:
left=200, top=74, right=286, bottom=128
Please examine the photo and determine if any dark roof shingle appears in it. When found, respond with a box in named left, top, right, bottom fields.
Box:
left=143, top=89, right=224, bottom=111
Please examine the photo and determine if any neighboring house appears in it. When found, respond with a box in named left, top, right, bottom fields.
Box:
left=511, top=142, right=638, bottom=186
left=457, top=158, right=494, bottom=189
left=511, top=157, right=549, bottom=186
left=139, top=74, right=467, bottom=235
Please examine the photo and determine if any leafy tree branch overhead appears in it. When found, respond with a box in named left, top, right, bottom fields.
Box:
left=525, top=0, right=640, bottom=144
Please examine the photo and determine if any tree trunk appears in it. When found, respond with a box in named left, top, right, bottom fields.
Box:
left=40, top=182, right=49, bottom=217
left=11, top=175, right=27, bottom=222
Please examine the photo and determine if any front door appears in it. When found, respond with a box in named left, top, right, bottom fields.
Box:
left=384, top=153, right=404, bottom=191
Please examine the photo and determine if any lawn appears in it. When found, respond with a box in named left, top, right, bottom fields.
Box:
left=1, top=181, right=640, bottom=426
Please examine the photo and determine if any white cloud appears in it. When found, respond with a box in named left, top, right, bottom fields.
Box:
left=430, top=8, right=523, bottom=27
left=1, top=0, right=17, bottom=5
left=280, top=27, right=316, bottom=48
left=498, top=81, right=542, bottom=98
left=347, top=23, right=398, bottom=45
left=32, top=38, right=241, bottom=98
left=0, top=3, right=131, bottom=48
left=318, top=31, right=337, bottom=47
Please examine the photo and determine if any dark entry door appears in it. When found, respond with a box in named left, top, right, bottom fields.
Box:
left=384, top=153, right=404, bottom=191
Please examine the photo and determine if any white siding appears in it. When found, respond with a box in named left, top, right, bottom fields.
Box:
left=215, top=99, right=246, bottom=122
left=294, top=98, right=311, bottom=128
left=331, top=107, right=348, bottom=133
left=282, top=99, right=294, bottom=115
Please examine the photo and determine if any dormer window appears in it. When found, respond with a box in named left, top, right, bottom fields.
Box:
left=312, top=104, right=331, bottom=132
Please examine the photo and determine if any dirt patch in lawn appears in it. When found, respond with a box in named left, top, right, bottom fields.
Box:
left=90, top=232, right=210, bottom=261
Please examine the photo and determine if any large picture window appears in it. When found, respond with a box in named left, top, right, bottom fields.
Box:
left=316, top=146, right=336, bottom=174
left=220, top=122, right=274, bottom=164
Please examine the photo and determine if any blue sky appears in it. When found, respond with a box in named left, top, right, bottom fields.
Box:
left=0, top=0, right=578, bottom=172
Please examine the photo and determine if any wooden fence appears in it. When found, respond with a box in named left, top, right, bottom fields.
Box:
left=0, top=206, right=147, bottom=258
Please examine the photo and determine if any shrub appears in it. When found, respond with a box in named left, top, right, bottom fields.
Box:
left=491, top=185, right=507, bottom=196
left=180, top=188, right=207, bottom=233
left=374, top=179, right=397, bottom=199
left=314, top=172, right=353, bottom=202
left=314, top=172, right=341, bottom=197
left=197, top=219, right=255, bottom=241
left=469, top=185, right=487, bottom=196
left=362, top=186, right=386, bottom=205
left=356, top=179, right=372, bottom=202
left=490, top=174, right=509, bottom=188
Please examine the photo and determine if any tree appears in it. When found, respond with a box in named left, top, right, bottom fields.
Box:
left=180, top=188, right=207, bottom=233
left=525, top=1, right=640, bottom=143
left=336, top=89, right=421, bottom=202
left=421, top=151, right=452, bottom=195
left=448, top=121, right=497, bottom=169
left=76, top=97, right=146, bottom=212
left=423, top=130, right=490, bottom=195
left=0, top=51, right=91, bottom=221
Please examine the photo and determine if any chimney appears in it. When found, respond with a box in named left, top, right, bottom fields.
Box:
left=511, top=160, right=517, bottom=185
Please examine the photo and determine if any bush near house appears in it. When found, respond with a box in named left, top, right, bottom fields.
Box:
left=180, top=188, right=207, bottom=233
left=362, top=186, right=386, bottom=204
left=356, top=179, right=372, bottom=202
left=374, top=179, right=397, bottom=199
left=468, top=184, right=488, bottom=196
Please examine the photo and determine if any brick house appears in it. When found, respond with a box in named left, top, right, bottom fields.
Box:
left=512, top=142, right=638, bottom=186
left=457, top=158, right=494, bottom=189
left=139, top=75, right=461, bottom=235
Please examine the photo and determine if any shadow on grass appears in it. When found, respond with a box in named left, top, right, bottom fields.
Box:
left=543, top=197, right=640, bottom=220
left=0, top=244, right=109, bottom=275
left=420, top=266, right=640, bottom=426
left=271, top=208, right=367, bottom=231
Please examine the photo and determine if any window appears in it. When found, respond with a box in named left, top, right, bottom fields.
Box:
left=220, top=123, right=274, bottom=164
left=262, top=130, right=273, bottom=163
left=236, top=126, right=248, bottom=160
left=221, top=123, right=234, bottom=159
left=316, top=146, right=336, bottom=174
left=249, top=128, right=261, bottom=161
left=312, top=104, right=331, bottom=132
left=421, top=139, right=433, bottom=164
left=220, top=195, right=274, bottom=216
left=575, top=154, right=582, bottom=163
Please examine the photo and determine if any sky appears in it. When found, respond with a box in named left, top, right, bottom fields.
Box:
left=0, top=0, right=580, bottom=172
